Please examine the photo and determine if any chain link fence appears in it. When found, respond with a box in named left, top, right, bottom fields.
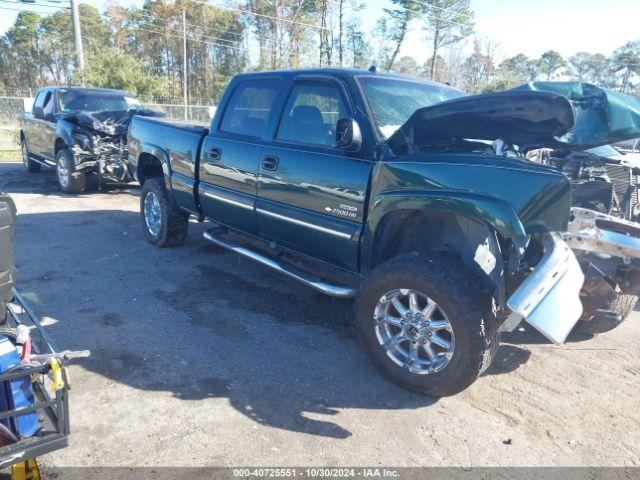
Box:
left=0, top=96, right=215, bottom=152
left=140, top=102, right=215, bottom=124
left=0, top=97, right=27, bottom=151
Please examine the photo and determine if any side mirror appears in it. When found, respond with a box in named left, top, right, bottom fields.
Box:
left=32, top=106, right=44, bottom=119
left=334, top=117, right=362, bottom=152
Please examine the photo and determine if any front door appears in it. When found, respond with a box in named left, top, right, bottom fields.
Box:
left=29, top=90, right=55, bottom=160
left=198, top=77, right=282, bottom=235
left=256, top=78, right=372, bottom=271
left=39, top=90, right=57, bottom=161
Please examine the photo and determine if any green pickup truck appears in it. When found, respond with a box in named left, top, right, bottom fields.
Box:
left=126, top=69, right=640, bottom=396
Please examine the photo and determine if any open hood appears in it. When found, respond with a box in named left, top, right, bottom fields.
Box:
left=513, top=82, right=640, bottom=148
left=61, top=108, right=164, bottom=137
left=388, top=82, right=640, bottom=153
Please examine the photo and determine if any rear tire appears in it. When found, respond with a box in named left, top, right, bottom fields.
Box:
left=21, top=138, right=41, bottom=173
left=140, top=177, right=189, bottom=247
left=355, top=253, right=500, bottom=397
left=56, top=149, right=85, bottom=194
left=576, top=293, right=637, bottom=334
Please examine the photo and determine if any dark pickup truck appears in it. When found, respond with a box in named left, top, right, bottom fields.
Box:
left=20, top=86, right=161, bottom=193
left=127, top=69, right=640, bottom=396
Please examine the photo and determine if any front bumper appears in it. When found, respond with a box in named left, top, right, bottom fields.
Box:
left=506, top=234, right=584, bottom=344
left=504, top=207, right=640, bottom=343
left=563, top=207, right=640, bottom=260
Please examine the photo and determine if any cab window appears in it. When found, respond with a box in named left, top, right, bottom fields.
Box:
left=41, top=91, right=54, bottom=118
left=32, top=90, right=51, bottom=119
left=277, top=83, right=348, bottom=147
left=219, top=78, right=282, bottom=139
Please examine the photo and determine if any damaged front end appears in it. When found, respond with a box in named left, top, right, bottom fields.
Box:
left=564, top=207, right=640, bottom=321
left=527, top=148, right=640, bottom=221
left=388, top=81, right=640, bottom=338
left=64, top=109, right=163, bottom=184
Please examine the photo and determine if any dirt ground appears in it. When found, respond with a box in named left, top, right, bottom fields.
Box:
left=1, top=160, right=639, bottom=467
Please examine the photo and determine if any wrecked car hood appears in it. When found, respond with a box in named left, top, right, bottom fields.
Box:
left=389, top=82, right=640, bottom=152
left=61, top=109, right=164, bottom=136
left=514, top=82, right=640, bottom=148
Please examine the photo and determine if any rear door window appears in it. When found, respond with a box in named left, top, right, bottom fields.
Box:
left=219, top=78, right=282, bottom=139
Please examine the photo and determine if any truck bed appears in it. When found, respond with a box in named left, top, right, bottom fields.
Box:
left=133, top=115, right=209, bottom=135
left=128, top=115, right=209, bottom=214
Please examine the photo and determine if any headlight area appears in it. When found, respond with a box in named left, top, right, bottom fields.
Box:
left=70, top=131, right=130, bottom=182
left=70, top=132, right=98, bottom=170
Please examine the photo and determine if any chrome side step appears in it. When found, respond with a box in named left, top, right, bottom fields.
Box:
left=203, top=229, right=357, bottom=299
left=29, top=155, right=54, bottom=169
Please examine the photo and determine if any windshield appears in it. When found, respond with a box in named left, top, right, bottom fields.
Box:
left=58, top=89, right=142, bottom=113
left=358, top=76, right=466, bottom=140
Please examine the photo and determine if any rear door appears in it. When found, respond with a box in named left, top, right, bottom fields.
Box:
left=256, top=76, right=373, bottom=271
left=198, top=77, right=283, bottom=235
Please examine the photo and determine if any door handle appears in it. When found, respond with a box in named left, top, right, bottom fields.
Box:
left=262, top=155, right=279, bottom=171
left=206, top=147, right=222, bottom=162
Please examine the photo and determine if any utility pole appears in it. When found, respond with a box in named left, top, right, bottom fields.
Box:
left=182, top=9, right=188, bottom=121
left=19, top=0, right=83, bottom=75
left=70, top=0, right=84, bottom=73
left=338, top=0, right=343, bottom=67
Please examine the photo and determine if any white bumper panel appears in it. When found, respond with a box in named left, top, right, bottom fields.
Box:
left=507, top=234, right=585, bottom=344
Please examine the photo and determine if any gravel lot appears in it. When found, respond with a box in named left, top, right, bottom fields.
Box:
left=1, top=160, right=639, bottom=467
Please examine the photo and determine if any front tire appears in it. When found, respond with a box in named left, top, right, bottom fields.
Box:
left=355, top=253, right=499, bottom=397
left=21, top=138, right=41, bottom=173
left=140, top=177, right=189, bottom=247
left=56, top=149, right=85, bottom=194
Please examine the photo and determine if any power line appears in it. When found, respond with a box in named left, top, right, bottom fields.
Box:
left=132, top=25, right=243, bottom=51
left=0, top=0, right=68, bottom=10
left=410, top=0, right=470, bottom=17
left=105, top=10, right=250, bottom=45
left=192, top=0, right=335, bottom=33
left=148, top=22, right=241, bottom=46
left=385, top=2, right=475, bottom=30
left=0, top=4, right=68, bottom=14
left=106, top=9, right=253, bottom=40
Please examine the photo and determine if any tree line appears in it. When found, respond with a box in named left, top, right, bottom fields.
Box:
left=0, top=0, right=638, bottom=102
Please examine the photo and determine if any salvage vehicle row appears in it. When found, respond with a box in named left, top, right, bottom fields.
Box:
left=16, top=71, right=640, bottom=397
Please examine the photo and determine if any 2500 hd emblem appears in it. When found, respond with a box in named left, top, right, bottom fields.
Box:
left=324, top=204, right=357, bottom=218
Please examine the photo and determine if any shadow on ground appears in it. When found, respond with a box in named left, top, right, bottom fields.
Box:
left=0, top=161, right=136, bottom=198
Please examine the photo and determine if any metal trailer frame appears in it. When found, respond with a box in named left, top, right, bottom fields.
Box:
left=0, top=287, right=71, bottom=469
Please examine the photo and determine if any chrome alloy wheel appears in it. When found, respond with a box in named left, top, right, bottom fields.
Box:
left=144, top=191, right=162, bottom=237
left=57, top=157, right=71, bottom=189
left=374, top=289, right=455, bottom=374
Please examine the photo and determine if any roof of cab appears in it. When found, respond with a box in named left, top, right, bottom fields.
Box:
left=231, top=67, right=455, bottom=88
left=43, top=86, right=131, bottom=95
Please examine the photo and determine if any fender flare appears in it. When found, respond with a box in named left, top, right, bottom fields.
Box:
left=361, top=189, right=529, bottom=273
left=53, top=127, right=74, bottom=154
left=137, top=143, right=173, bottom=192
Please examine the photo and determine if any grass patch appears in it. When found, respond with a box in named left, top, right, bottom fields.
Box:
left=0, top=150, right=20, bottom=162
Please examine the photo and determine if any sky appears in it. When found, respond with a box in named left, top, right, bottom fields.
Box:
left=1, top=0, right=639, bottom=64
